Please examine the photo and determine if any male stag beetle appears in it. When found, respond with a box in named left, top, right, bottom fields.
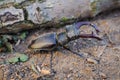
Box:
left=28, top=22, right=102, bottom=57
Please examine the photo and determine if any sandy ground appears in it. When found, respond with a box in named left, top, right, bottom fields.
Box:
left=0, top=9, right=120, bottom=80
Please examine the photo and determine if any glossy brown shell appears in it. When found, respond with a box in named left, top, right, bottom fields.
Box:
left=29, top=32, right=57, bottom=51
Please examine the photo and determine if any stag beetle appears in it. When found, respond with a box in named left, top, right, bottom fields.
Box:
left=28, top=22, right=102, bottom=56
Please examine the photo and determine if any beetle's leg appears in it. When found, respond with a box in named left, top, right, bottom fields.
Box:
left=50, top=51, right=56, bottom=76
left=60, top=45, right=86, bottom=59
left=75, top=22, right=102, bottom=40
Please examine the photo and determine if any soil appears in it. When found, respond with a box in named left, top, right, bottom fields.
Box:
left=0, top=9, right=120, bottom=80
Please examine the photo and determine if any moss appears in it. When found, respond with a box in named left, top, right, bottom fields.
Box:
left=19, top=31, right=28, bottom=40
left=5, top=42, right=13, bottom=52
left=6, top=53, right=28, bottom=64
left=60, top=17, right=69, bottom=22
left=0, top=35, right=13, bottom=52
left=14, top=3, right=20, bottom=8
left=90, top=0, right=99, bottom=15
left=18, top=53, right=28, bottom=62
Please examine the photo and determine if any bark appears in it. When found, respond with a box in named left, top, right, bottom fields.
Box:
left=0, top=0, right=120, bottom=33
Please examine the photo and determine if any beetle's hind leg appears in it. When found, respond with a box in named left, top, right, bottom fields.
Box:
left=61, top=45, right=87, bottom=59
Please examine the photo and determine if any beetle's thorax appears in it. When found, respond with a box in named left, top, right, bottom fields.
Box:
left=57, top=24, right=80, bottom=45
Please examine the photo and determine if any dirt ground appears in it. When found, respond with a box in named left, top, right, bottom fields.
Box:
left=0, top=9, right=120, bottom=80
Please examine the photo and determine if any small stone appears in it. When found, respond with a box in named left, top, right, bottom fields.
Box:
left=86, top=58, right=98, bottom=64
left=67, top=74, right=72, bottom=78
left=99, top=72, right=107, bottom=79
